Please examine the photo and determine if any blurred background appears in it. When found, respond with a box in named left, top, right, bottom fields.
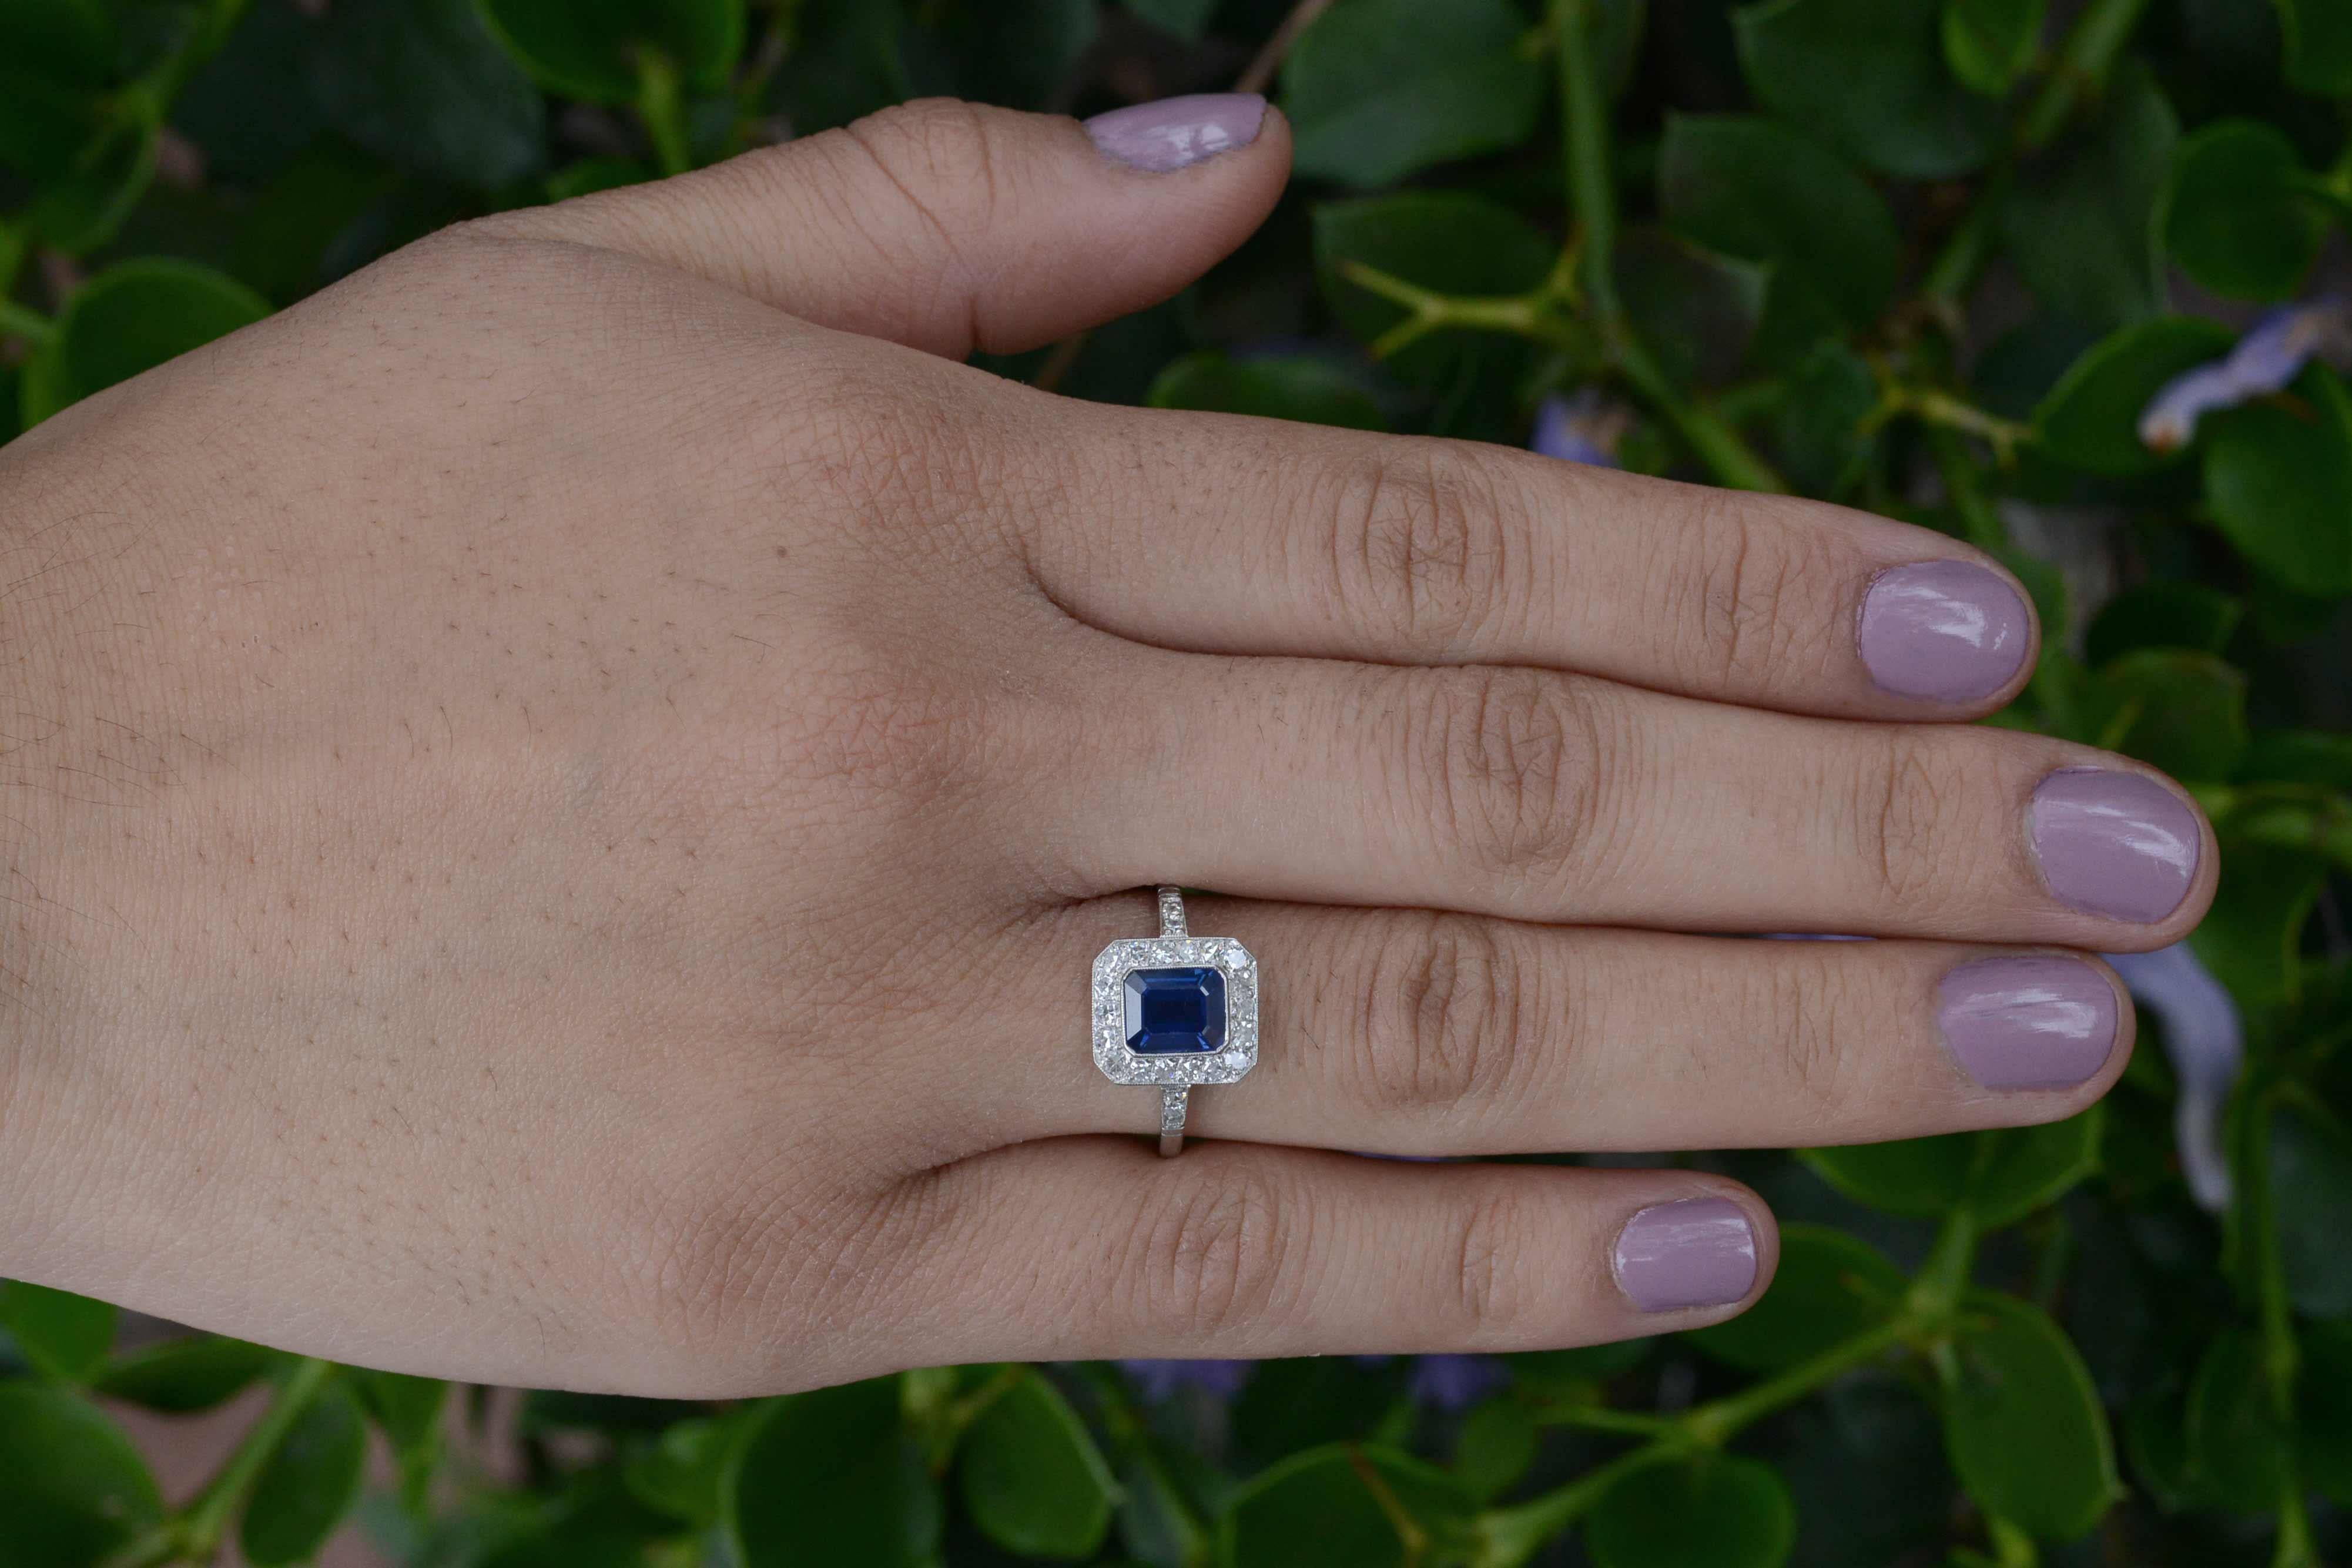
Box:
left=4, top=1, right=2352, bottom=1565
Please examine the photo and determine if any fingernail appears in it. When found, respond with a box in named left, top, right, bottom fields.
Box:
left=1858, top=560, right=2031, bottom=703
left=1612, top=1197, right=1758, bottom=1313
left=1938, top=955, right=2119, bottom=1090
left=1085, top=93, right=1268, bottom=173
left=2029, top=769, right=2202, bottom=923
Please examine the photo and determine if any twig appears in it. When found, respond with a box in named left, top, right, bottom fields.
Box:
left=1235, top=0, right=1336, bottom=96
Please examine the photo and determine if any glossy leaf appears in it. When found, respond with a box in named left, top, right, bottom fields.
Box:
left=2202, top=363, right=2352, bottom=596
left=1802, top=1108, right=2102, bottom=1228
left=2160, top=121, right=2327, bottom=301
left=2300, top=1320, right=2352, bottom=1506
left=1942, top=1291, right=2120, bottom=1539
left=2032, top=316, right=2235, bottom=475
left=1735, top=0, right=1999, bottom=179
left=1283, top=0, right=1542, bottom=188
left=2277, top=0, right=2352, bottom=94
left=2088, top=649, right=2249, bottom=780
left=624, top=1416, right=732, bottom=1527
left=1587, top=1453, right=1797, bottom=1568
left=478, top=0, right=746, bottom=103
left=0, top=1282, right=115, bottom=1383
left=1657, top=113, right=1901, bottom=330
left=2270, top=1100, right=2352, bottom=1318
left=1688, top=1225, right=1905, bottom=1372
left=307, top=0, right=547, bottom=189
left=728, top=1376, right=941, bottom=1568
left=21, top=260, right=270, bottom=427
left=2189, top=844, right=2323, bottom=1007
left=1124, top=0, right=1217, bottom=39
left=93, top=1335, right=276, bottom=1413
left=2184, top=1330, right=2290, bottom=1513
left=241, top=1382, right=369, bottom=1567
left=1453, top=1397, right=1539, bottom=1503
left=959, top=1372, right=1118, bottom=1560
left=0, top=0, right=113, bottom=177
left=1147, top=352, right=1385, bottom=430
left=0, top=1383, right=163, bottom=1568
left=1224, top=1444, right=1473, bottom=1568
left=2083, top=582, right=2243, bottom=666
left=1997, top=65, right=2176, bottom=332
left=1942, top=0, right=2043, bottom=95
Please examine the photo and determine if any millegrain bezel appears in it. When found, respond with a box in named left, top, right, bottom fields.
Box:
left=1090, top=937, right=1258, bottom=1087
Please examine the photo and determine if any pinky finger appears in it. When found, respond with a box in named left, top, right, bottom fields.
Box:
left=913, top=1138, right=1778, bottom=1362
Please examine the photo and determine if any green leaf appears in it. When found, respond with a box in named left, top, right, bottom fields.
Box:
left=1124, top=0, right=1217, bottom=40
left=2084, top=582, right=2243, bottom=666
left=1657, top=114, right=1901, bottom=330
left=624, top=1416, right=733, bottom=1527
left=728, top=1376, right=941, bottom=1568
left=93, top=1336, right=276, bottom=1413
left=1314, top=192, right=1553, bottom=390
left=2183, top=1329, right=2290, bottom=1513
left=2202, top=362, right=2352, bottom=596
left=545, top=155, right=648, bottom=200
left=1687, top=1225, right=1904, bottom=1372
left=1998, top=63, right=2177, bottom=331
left=0, top=1283, right=115, bottom=1383
left=2277, top=0, right=2352, bottom=93
left=2160, top=121, right=2328, bottom=302
left=1147, top=353, right=1385, bottom=431
left=2241, top=728, right=2352, bottom=788
left=2032, top=316, right=2236, bottom=476
left=2188, top=844, right=2321, bottom=1007
left=0, top=1383, right=163, bottom=1568
left=351, top=1369, right=447, bottom=1451
left=1942, top=1291, right=2120, bottom=1539
left=0, top=0, right=115, bottom=177
left=959, top=1372, right=1118, bottom=1560
left=240, top=1382, right=369, bottom=1568
left=2087, top=649, right=2249, bottom=780
left=478, top=0, right=746, bottom=103
left=935, top=0, right=1096, bottom=112
left=26, top=123, right=158, bottom=255
left=307, top=0, right=546, bottom=189
left=1224, top=1445, right=1473, bottom=1568
left=21, top=260, right=270, bottom=427
left=229, top=140, right=402, bottom=304
left=1942, top=0, right=2044, bottom=96
left=1282, top=0, right=1543, bottom=188
left=1771, top=340, right=1878, bottom=492
left=1453, top=1397, right=1538, bottom=1503
left=2270, top=1100, right=2352, bottom=1318
left=1734, top=0, right=1999, bottom=178
left=1587, top=1454, right=1796, bottom=1568
left=1802, top=1108, right=2102, bottom=1228
left=2300, top=1320, right=2352, bottom=1506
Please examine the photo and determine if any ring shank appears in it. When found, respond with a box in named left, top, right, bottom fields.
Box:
left=1159, top=1085, right=1187, bottom=1157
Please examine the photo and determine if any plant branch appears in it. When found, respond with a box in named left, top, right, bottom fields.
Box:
left=634, top=49, right=693, bottom=177
left=107, top=1357, right=336, bottom=1567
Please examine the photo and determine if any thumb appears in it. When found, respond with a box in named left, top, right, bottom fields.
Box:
left=486, top=95, right=1289, bottom=360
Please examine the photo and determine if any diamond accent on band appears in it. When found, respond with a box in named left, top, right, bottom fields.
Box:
left=1157, top=886, right=1188, bottom=937
left=1091, top=934, right=1258, bottom=1088
left=1161, top=1086, right=1188, bottom=1135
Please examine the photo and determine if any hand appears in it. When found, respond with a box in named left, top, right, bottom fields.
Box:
left=0, top=95, right=2210, bottom=1396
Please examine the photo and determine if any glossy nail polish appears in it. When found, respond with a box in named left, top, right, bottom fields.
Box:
left=1612, top=1198, right=1758, bottom=1312
left=1858, top=560, right=2031, bottom=702
left=1938, top=955, right=2118, bottom=1090
left=1084, top=93, right=1268, bottom=173
left=2029, top=769, right=2201, bottom=922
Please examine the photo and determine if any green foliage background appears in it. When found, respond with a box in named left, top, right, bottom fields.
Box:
left=4, top=0, right=2352, bottom=1565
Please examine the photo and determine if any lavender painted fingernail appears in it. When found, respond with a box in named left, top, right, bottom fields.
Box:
left=1858, top=561, right=2031, bottom=703
left=1085, top=93, right=1268, bottom=173
left=2029, top=769, right=2202, bottom=923
left=1612, top=1198, right=1758, bottom=1312
left=1938, top=955, right=2119, bottom=1090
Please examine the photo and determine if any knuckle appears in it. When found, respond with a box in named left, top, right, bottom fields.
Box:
left=1666, top=498, right=1838, bottom=689
left=835, top=97, right=1009, bottom=262
left=1848, top=733, right=1958, bottom=904
left=1449, top=1188, right=1536, bottom=1334
left=1359, top=914, right=1528, bottom=1117
left=1118, top=1164, right=1298, bottom=1339
left=1394, top=668, right=1621, bottom=889
left=1321, top=444, right=1526, bottom=656
left=1750, top=947, right=1860, bottom=1117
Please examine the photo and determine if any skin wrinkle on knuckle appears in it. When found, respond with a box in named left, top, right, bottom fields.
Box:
left=1360, top=912, right=1530, bottom=1122
left=1327, top=444, right=1522, bottom=659
left=1449, top=1188, right=1537, bottom=1336
left=1117, top=1163, right=1299, bottom=1342
left=1850, top=732, right=1961, bottom=907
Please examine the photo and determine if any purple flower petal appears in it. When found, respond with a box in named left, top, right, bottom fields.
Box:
left=1407, top=1355, right=1508, bottom=1412
left=1531, top=390, right=1626, bottom=468
left=1119, top=1359, right=1255, bottom=1401
left=2105, top=942, right=2242, bottom=1212
left=2139, top=298, right=2348, bottom=453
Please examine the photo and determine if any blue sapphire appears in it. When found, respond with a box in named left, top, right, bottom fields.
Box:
left=1123, top=966, right=1227, bottom=1054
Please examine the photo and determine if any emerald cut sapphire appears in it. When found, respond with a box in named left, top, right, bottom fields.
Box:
left=1123, top=966, right=1227, bottom=1054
